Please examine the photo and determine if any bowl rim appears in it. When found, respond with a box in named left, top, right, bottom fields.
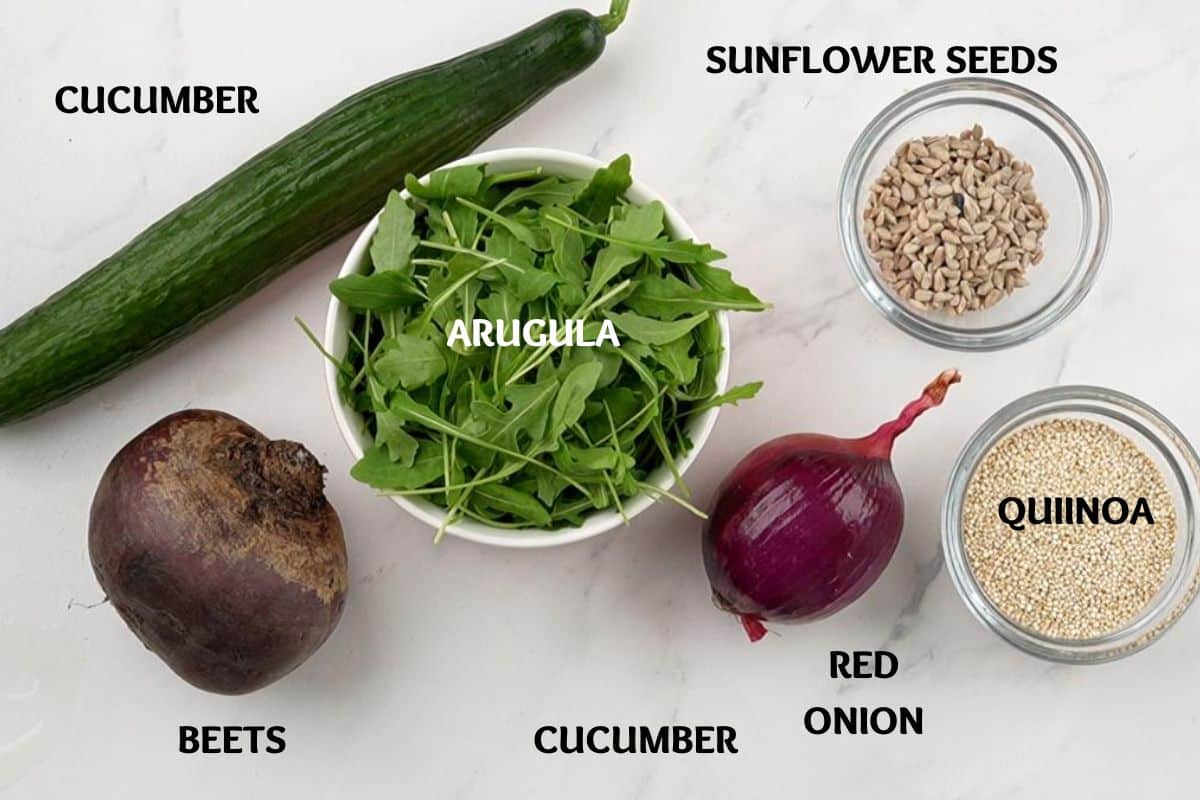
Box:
left=941, top=384, right=1200, bottom=663
left=323, top=146, right=731, bottom=548
left=837, top=77, right=1112, bottom=351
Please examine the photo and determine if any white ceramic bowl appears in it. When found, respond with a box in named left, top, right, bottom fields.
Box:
left=324, top=147, right=731, bottom=548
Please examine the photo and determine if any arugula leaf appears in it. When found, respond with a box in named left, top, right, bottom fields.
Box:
left=541, top=207, right=724, bottom=265
left=479, top=229, right=553, bottom=302
left=565, top=347, right=621, bottom=390
left=610, top=201, right=664, bottom=242
left=649, top=416, right=686, bottom=497
left=503, top=377, right=559, bottom=444
left=375, top=410, right=419, bottom=466
left=655, top=336, right=698, bottom=385
left=511, top=269, right=558, bottom=304
left=330, top=271, right=424, bottom=312
left=371, top=190, right=418, bottom=274
left=536, top=471, right=567, bottom=506
left=605, top=310, right=708, bottom=345
left=685, top=381, right=764, bottom=415
left=601, top=387, right=640, bottom=427
left=404, top=165, right=485, bottom=200
left=496, top=177, right=586, bottom=212
left=390, top=392, right=585, bottom=491
left=645, top=238, right=727, bottom=265
left=447, top=202, right=478, bottom=248
left=555, top=445, right=618, bottom=472
left=625, top=272, right=769, bottom=319
left=351, top=442, right=445, bottom=490
left=374, top=335, right=446, bottom=390
left=477, top=286, right=523, bottom=324
left=611, top=345, right=658, bottom=393
left=367, top=374, right=390, bottom=413
left=475, top=484, right=551, bottom=527
left=470, top=377, right=557, bottom=449
left=588, top=245, right=640, bottom=298
left=550, top=226, right=587, bottom=286
left=572, top=154, right=632, bottom=222
left=486, top=227, right=535, bottom=269
left=460, top=197, right=540, bottom=249
left=548, top=361, right=604, bottom=441
left=687, top=263, right=770, bottom=311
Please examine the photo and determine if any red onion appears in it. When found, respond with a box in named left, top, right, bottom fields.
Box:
left=702, top=369, right=960, bottom=641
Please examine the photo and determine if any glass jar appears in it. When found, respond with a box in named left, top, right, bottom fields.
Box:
left=838, top=78, right=1111, bottom=350
left=942, top=385, right=1200, bottom=662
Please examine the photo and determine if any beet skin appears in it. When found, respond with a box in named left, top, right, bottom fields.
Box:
left=89, top=410, right=348, bottom=694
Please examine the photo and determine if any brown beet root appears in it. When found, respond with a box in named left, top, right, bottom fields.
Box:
left=89, top=410, right=348, bottom=694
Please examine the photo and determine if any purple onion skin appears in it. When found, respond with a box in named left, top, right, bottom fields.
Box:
left=702, top=370, right=960, bottom=641
left=703, top=434, right=904, bottom=631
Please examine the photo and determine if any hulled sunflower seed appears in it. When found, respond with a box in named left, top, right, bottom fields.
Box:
left=863, top=124, right=1048, bottom=315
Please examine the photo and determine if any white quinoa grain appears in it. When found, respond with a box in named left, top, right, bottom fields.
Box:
left=962, top=418, right=1177, bottom=640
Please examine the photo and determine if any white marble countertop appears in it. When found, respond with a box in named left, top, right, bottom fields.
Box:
left=3, top=0, right=1198, bottom=796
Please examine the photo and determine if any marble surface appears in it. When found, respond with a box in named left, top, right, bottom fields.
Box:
left=2, top=0, right=1198, bottom=796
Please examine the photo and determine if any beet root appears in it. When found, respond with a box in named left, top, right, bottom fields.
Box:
left=89, top=409, right=348, bottom=694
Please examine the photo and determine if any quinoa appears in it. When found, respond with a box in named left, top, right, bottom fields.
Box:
left=962, top=418, right=1177, bottom=640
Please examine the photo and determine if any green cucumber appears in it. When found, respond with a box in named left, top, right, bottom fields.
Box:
left=0, top=1, right=630, bottom=425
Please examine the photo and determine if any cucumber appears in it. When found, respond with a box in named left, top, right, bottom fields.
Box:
left=0, top=2, right=629, bottom=425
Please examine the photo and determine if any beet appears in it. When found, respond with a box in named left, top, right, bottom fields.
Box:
left=89, top=410, right=348, bottom=694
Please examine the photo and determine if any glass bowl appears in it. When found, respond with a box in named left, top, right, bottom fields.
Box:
left=942, top=386, right=1200, bottom=663
left=838, top=78, right=1111, bottom=351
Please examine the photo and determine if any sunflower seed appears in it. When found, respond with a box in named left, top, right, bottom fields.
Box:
left=864, top=125, right=1048, bottom=315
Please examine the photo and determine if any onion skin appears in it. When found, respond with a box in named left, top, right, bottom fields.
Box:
left=89, top=410, right=348, bottom=694
left=704, top=435, right=904, bottom=636
left=702, top=370, right=959, bottom=641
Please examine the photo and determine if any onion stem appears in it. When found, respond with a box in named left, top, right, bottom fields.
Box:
left=863, top=368, right=961, bottom=458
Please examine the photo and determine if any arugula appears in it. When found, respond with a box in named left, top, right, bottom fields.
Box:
left=329, top=271, right=424, bottom=312
left=322, top=155, right=768, bottom=536
left=404, top=165, right=485, bottom=201
left=475, top=484, right=551, bottom=527
left=375, top=410, right=419, bottom=465
left=626, top=271, right=769, bottom=319
left=605, top=310, right=708, bottom=345
left=371, top=190, right=419, bottom=273
left=655, top=336, right=698, bottom=385
left=470, top=376, right=557, bottom=448
left=352, top=441, right=445, bottom=490
left=373, top=335, right=446, bottom=390
left=684, top=381, right=764, bottom=415
left=572, top=154, right=632, bottom=222
left=548, top=361, right=604, bottom=441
